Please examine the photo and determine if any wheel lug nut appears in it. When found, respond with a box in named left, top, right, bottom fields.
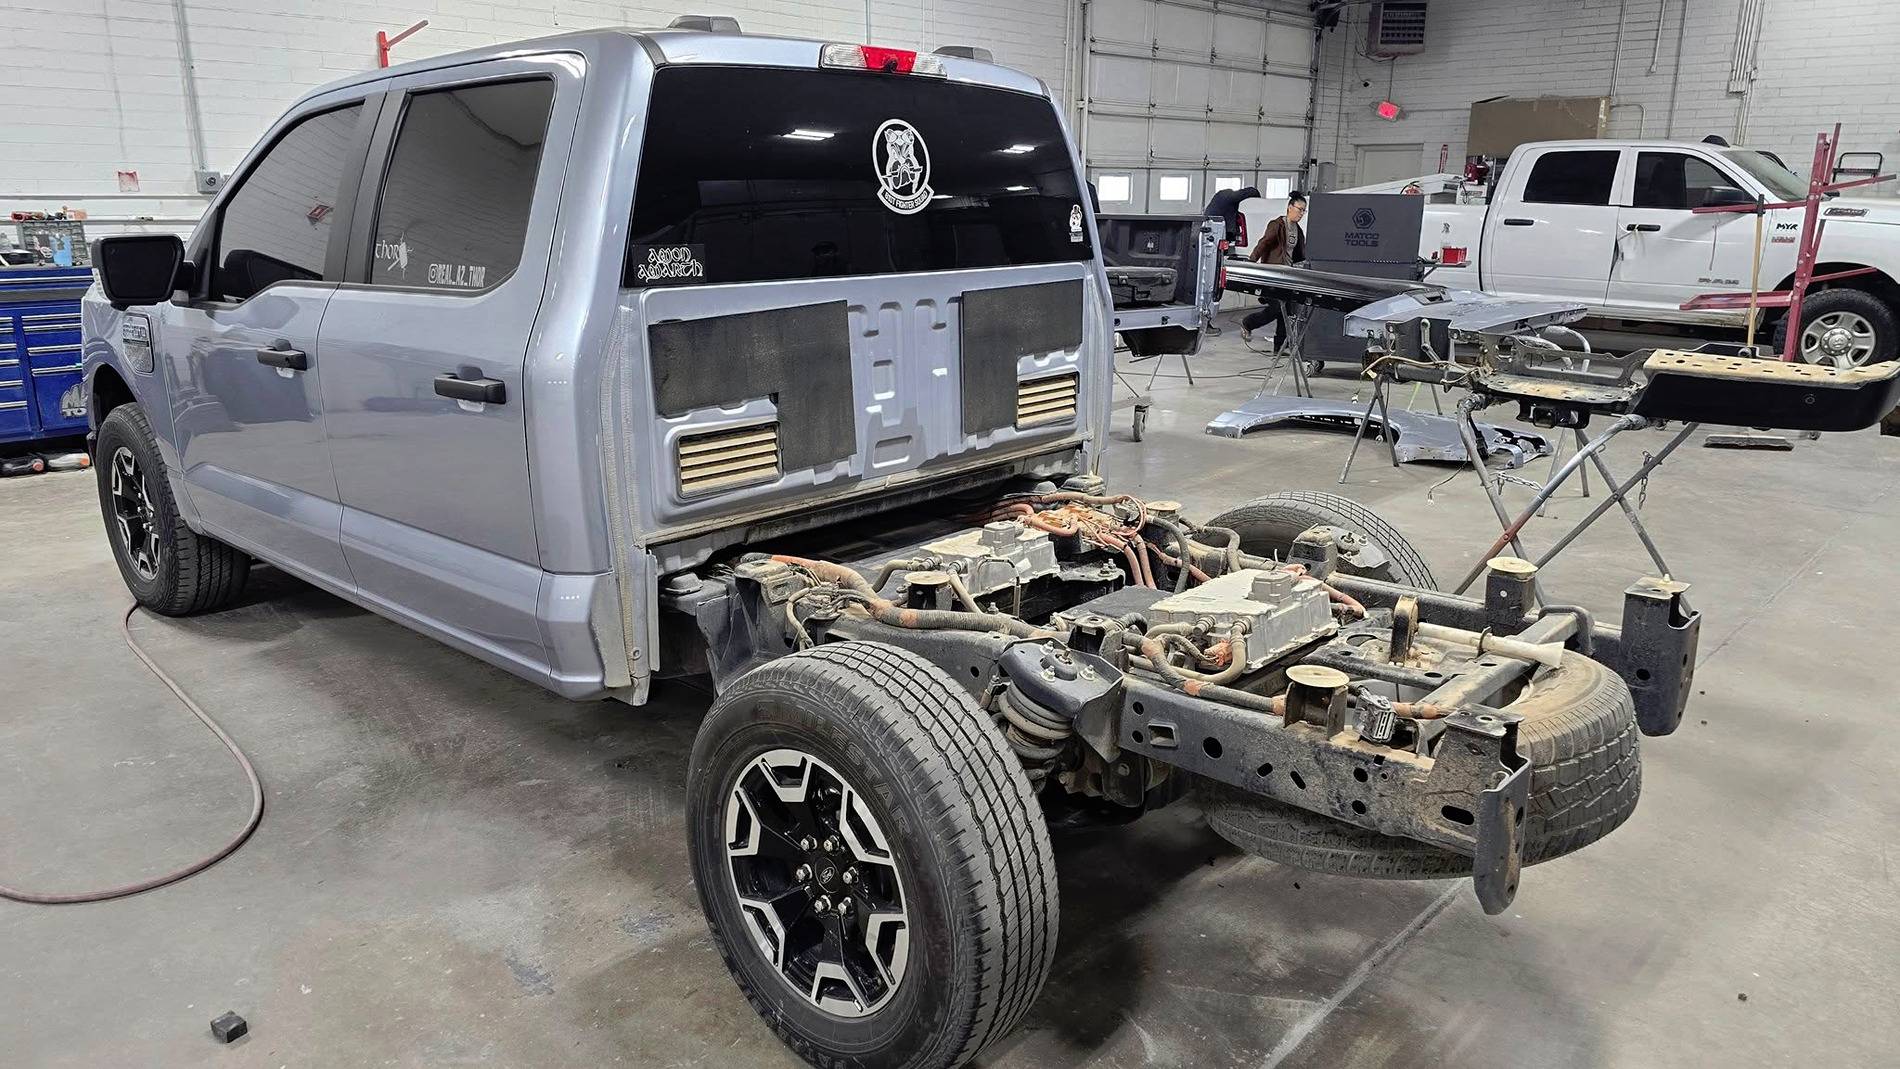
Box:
left=840, top=869, right=856, bottom=885
left=822, top=837, right=840, bottom=852
left=799, top=837, right=815, bottom=851
left=794, top=864, right=811, bottom=881
left=834, top=899, right=850, bottom=915
left=813, top=895, right=831, bottom=912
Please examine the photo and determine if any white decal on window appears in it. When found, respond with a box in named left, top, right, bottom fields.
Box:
left=376, top=238, right=410, bottom=276
left=635, top=245, right=706, bottom=283
left=873, top=119, right=933, bottom=215
left=428, top=263, right=487, bottom=288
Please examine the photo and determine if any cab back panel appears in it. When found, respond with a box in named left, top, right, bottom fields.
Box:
left=628, top=261, right=1096, bottom=530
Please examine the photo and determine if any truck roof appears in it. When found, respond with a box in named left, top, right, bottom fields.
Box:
left=1512, top=138, right=1752, bottom=154
left=287, top=27, right=1048, bottom=111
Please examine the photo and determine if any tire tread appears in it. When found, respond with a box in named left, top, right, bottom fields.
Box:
left=1207, top=489, right=1440, bottom=589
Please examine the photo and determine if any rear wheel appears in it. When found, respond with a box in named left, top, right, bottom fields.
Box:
left=1207, top=489, right=1439, bottom=589
left=687, top=642, right=1056, bottom=1069
left=93, top=404, right=248, bottom=616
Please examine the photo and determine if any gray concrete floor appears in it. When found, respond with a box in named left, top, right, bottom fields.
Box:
left=4, top=329, right=1899, bottom=1068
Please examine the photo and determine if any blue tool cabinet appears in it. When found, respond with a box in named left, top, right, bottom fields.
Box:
left=0, top=266, right=94, bottom=446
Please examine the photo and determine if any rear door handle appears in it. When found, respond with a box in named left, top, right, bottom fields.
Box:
left=435, top=373, right=506, bottom=405
left=1501, top=218, right=1536, bottom=227
left=256, top=345, right=307, bottom=371
left=1625, top=222, right=1661, bottom=232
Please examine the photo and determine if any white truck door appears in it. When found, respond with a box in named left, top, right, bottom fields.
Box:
left=1608, top=150, right=1759, bottom=317
left=1482, top=147, right=1620, bottom=304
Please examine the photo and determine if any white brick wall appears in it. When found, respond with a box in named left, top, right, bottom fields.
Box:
left=2, top=0, right=1075, bottom=234
left=1311, top=0, right=1900, bottom=189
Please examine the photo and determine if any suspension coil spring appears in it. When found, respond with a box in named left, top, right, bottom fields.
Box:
left=996, top=685, right=1074, bottom=788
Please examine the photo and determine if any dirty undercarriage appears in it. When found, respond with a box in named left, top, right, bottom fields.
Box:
left=665, top=478, right=1699, bottom=913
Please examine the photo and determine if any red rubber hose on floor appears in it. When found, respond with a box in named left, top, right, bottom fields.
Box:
left=0, top=603, right=263, bottom=904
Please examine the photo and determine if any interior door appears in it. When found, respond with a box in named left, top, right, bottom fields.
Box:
left=166, top=98, right=376, bottom=590
left=316, top=60, right=575, bottom=679
left=1483, top=147, right=1621, bottom=304
left=1609, top=150, right=1756, bottom=315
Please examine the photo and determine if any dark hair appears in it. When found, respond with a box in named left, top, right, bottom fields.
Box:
left=1288, top=190, right=1307, bottom=205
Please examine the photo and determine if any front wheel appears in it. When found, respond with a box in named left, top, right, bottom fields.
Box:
left=93, top=403, right=249, bottom=615
left=687, top=642, right=1057, bottom=1069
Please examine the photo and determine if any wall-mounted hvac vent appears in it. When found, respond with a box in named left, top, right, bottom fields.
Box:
left=1016, top=373, right=1079, bottom=429
left=677, top=421, right=780, bottom=497
left=1366, top=1, right=1428, bottom=58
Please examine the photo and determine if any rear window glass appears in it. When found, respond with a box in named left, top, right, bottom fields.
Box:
left=370, top=78, right=555, bottom=293
left=1522, top=150, right=1620, bottom=206
left=627, top=66, right=1092, bottom=286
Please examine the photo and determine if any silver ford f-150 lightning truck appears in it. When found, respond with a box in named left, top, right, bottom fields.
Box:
left=81, top=25, right=1699, bottom=1069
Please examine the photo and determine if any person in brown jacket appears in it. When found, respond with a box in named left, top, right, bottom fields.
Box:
left=1240, top=191, right=1307, bottom=343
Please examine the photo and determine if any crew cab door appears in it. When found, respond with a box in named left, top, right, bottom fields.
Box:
left=165, top=96, right=379, bottom=590
left=1482, top=147, right=1620, bottom=304
left=1608, top=150, right=1759, bottom=316
left=316, top=59, right=575, bottom=679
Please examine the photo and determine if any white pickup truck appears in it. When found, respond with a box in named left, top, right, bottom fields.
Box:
left=1371, top=140, right=1900, bottom=367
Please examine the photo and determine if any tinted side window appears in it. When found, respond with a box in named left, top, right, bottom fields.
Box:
left=215, top=103, right=363, bottom=301
left=1633, top=152, right=1746, bottom=209
left=369, top=79, right=555, bottom=293
left=1521, top=150, right=1620, bottom=206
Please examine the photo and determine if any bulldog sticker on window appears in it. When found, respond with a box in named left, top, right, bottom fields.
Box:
left=874, top=119, right=932, bottom=215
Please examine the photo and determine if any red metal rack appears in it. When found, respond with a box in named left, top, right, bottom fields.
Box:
left=1679, top=125, right=1893, bottom=361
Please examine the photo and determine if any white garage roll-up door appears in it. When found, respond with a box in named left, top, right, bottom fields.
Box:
left=1082, top=0, right=1316, bottom=215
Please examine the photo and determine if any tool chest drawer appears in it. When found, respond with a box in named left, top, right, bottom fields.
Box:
left=0, top=266, right=94, bottom=445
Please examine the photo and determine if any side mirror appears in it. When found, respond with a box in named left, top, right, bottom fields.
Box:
left=1701, top=187, right=1758, bottom=209
left=92, top=234, right=187, bottom=308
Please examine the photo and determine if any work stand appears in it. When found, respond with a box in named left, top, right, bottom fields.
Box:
left=1442, top=347, right=1698, bottom=601
left=1335, top=359, right=1452, bottom=484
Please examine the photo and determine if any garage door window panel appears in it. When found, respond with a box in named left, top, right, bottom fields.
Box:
left=211, top=103, right=364, bottom=302
left=368, top=78, right=556, bottom=294
left=1522, top=150, right=1620, bottom=206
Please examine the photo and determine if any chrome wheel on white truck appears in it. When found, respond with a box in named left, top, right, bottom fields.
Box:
left=1786, top=290, right=1898, bottom=368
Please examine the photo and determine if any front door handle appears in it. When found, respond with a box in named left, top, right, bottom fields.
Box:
left=256, top=345, right=307, bottom=371
left=1501, top=217, right=1536, bottom=227
left=435, top=373, right=506, bottom=405
left=1625, top=222, right=1661, bottom=232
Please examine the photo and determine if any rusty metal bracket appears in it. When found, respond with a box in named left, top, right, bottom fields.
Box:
left=1473, top=746, right=1531, bottom=914
left=1613, top=577, right=1700, bottom=736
